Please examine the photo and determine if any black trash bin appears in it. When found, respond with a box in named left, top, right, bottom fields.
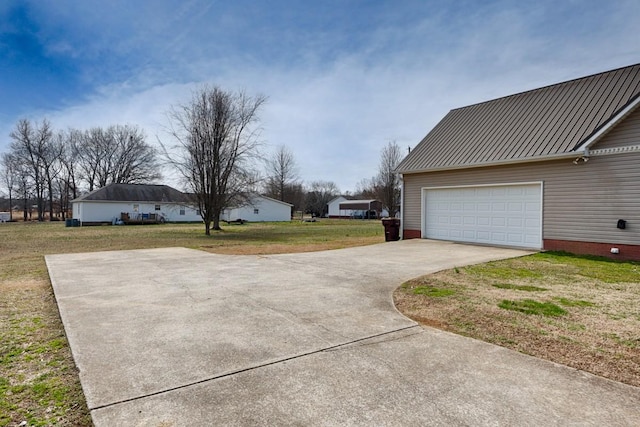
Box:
left=381, top=218, right=400, bottom=241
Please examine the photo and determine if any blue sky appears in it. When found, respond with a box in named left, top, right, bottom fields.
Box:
left=1, top=0, right=639, bottom=192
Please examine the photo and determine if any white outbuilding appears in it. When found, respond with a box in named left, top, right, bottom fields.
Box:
left=222, top=195, right=292, bottom=222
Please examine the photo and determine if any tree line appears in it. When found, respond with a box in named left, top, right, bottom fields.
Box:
left=0, top=86, right=402, bottom=234
left=1, top=120, right=159, bottom=221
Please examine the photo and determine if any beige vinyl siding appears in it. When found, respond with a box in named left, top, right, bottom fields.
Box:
left=403, top=151, right=640, bottom=246
left=592, top=106, right=640, bottom=150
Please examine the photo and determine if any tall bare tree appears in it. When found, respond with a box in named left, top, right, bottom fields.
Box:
left=54, top=129, right=82, bottom=219
left=76, top=125, right=161, bottom=191
left=76, top=127, right=109, bottom=192
left=165, top=86, right=266, bottom=235
left=264, top=145, right=299, bottom=202
left=109, top=125, right=161, bottom=185
left=9, top=118, right=55, bottom=221
left=0, top=152, right=19, bottom=221
left=356, top=141, right=402, bottom=217
left=377, top=141, right=402, bottom=217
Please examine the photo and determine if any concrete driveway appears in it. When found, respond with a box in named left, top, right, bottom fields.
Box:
left=46, top=240, right=640, bottom=426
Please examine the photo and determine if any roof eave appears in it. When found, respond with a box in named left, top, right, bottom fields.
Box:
left=397, top=151, right=582, bottom=175
left=575, top=94, right=640, bottom=152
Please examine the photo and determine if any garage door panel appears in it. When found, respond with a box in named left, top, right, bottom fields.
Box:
left=508, top=202, right=523, bottom=212
left=424, top=184, right=541, bottom=249
left=508, top=217, right=523, bottom=227
left=477, top=216, right=491, bottom=226
left=525, top=218, right=539, bottom=227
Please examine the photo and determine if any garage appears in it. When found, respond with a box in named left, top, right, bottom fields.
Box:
left=423, top=183, right=542, bottom=249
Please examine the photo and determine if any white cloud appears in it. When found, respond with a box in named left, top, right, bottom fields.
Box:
left=2, top=1, right=640, bottom=193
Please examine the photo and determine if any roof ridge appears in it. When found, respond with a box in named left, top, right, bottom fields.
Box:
left=451, top=63, right=640, bottom=112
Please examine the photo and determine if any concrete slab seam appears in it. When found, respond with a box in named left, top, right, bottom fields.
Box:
left=89, top=324, right=422, bottom=412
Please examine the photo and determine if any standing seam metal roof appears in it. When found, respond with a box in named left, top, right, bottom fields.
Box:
left=397, top=64, right=640, bottom=173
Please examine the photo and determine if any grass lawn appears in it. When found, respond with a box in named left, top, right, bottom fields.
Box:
left=2, top=221, right=639, bottom=425
left=0, top=219, right=383, bottom=426
left=394, top=251, right=640, bottom=387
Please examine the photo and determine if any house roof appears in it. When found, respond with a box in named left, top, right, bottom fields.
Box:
left=327, top=195, right=353, bottom=205
left=338, top=200, right=382, bottom=211
left=257, top=195, right=293, bottom=207
left=72, top=183, right=193, bottom=204
left=397, top=63, right=640, bottom=174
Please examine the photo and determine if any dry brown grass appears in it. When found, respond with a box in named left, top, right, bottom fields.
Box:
left=394, top=252, right=640, bottom=387
left=0, top=220, right=382, bottom=426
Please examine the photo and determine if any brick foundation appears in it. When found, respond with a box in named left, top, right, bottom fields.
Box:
left=543, top=239, right=640, bottom=261
left=402, top=229, right=422, bottom=239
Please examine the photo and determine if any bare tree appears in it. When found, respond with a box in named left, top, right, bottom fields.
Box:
left=264, top=145, right=299, bottom=202
left=54, top=129, right=83, bottom=219
left=1, top=152, right=19, bottom=221
left=164, top=86, right=266, bottom=235
left=76, top=125, right=161, bottom=191
left=43, top=133, right=64, bottom=220
left=355, top=177, right=378, bottom=200
left=109, top=124, right=162, bottom=185
left=76, top=127, right=109, bottom=192
left=61, top=129, right=82, bottom=201
left=9, top=119, right=55, bottom=221
left=377, top=141, right=402, bottom=217
left=356, top=141, right=403, bottom=217
left=305, top=180, right=340, bottom=217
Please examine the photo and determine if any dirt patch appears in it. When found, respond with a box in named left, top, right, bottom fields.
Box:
left=394, top=253, right=640, bottom=387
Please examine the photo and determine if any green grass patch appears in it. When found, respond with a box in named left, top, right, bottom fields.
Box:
left=412, top=286, right=456, bottom=297
left=498, top=299, right=568, bottom=317
left=492, top=283, right=548, bottom=292
left=533, top=251, right=640, bottom=283
left=554, top=297, right=595, bottom=307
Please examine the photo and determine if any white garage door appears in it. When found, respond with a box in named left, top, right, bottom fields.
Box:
left=424, top=183, right=542, bottom=249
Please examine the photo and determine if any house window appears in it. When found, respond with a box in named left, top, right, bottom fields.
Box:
left=155, top=204, right=161, bottom=211
left=133, top=204, right=139, bottom=212
left=180, top=209, right=186, bottom=216
left=253, top=208, right=259, bottom=215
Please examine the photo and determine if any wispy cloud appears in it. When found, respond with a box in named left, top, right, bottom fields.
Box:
left=1, top=0, right=639, bottom=191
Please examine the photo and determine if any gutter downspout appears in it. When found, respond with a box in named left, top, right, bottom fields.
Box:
left=398, top=173, right=404, bottom=239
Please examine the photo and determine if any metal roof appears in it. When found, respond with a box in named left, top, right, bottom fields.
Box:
left=397, top=63, right=640, bottom=174
left=73, top=183, right=193, bottom=204
left=338, top=200, right=382, bottom=211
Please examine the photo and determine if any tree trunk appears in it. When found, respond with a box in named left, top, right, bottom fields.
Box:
left=204, top=221, right=211, bottom=236
left=48, top=180, right=54, bottom=221
left=212, top=217, right=222, bottom=231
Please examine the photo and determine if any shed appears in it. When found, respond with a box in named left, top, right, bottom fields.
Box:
left=222, top=195, right=292, bottom=222
left=397, top=63, right=640, bottom=259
